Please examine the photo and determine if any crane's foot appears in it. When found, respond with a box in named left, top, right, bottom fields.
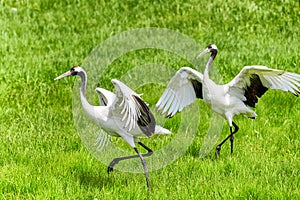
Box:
left=215, top=145, right=221, bottom=157
left=107, top=166, right=113, bottom=173
left=107, top=158, right=121, bottom=174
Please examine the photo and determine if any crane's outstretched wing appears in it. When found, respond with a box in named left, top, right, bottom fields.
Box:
left=95, top=88, right=116, bottom=107
left=156, top=67, right=203, bottom=118
left=110, top=79, right=155, bottom=136
left=227, top=66, right=300, bottom=108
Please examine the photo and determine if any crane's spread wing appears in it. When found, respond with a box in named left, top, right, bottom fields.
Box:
left=95, top=88, right=116, bottom=106
left=156, top=67, right=203, bottom=117
left=110, top=79, right=155, bottom=136
left=227, top=66, right=300, bottom=108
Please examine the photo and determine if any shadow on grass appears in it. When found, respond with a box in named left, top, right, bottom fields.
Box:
left=73, top=168, right=118, bottom=189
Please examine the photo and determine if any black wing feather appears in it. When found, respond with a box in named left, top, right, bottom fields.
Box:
left=243, top=74, right=268, bottom=108
left=191, top=79, right=203, bottom=99
left=132, top=95, right=156, bottom=137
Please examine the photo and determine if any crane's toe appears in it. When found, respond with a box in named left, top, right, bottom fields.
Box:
left=107, top=166, right=114, bottom=174
left=107, top=158, right=121, bottom=174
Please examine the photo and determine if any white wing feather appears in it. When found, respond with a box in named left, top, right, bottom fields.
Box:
left=109, top=79, right=142, bottom=132
left=156, top=67, right=203, bottom=117
left=95, top=88, right=116, bottom=106
left=228, top=66, right=300, bottom=96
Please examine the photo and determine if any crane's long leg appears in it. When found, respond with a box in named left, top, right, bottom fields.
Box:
left=107, top=142, right=152, bottom=189
left=107, top=142, right=153, bottom=173
left=216, top=122, right=239, bottom=157
left=134, top=147, right=150, bottom=190
left=229, top=122, right=239, bottom=154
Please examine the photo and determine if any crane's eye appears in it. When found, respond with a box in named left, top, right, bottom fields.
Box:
left=71, top=70, right=77, bottom=76
left=70, top=67, right=78, bottom=75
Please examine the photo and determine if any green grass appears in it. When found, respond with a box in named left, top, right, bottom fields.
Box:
left=1, top=0, right=300, bottom=199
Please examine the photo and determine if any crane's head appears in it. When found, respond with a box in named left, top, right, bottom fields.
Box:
left=54, top=66, right=84, bottom=80
left=196, top=44, right=218, bottom=59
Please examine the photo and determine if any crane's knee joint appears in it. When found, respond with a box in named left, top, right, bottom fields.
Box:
left=230, top=135, right=234, bottom=142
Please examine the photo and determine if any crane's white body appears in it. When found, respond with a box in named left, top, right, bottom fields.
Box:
left=202, top=77, right=257, bottom=127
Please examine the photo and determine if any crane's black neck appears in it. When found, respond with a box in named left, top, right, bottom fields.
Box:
left=210, top=49, right=218, bottom=59
left=204, top=49, right=218, bottom=78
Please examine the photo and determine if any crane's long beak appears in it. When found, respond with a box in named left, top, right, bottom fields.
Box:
left=196, top=48, right=210, bottom=59
left=54, top=70, right=72, bottom=80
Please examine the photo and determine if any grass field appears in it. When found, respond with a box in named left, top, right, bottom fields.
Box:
left=1, top=0, right=300, bottom=199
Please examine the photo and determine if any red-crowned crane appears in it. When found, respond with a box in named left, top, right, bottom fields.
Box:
left=156, top=44, right=300, bottom=156
left=55, top=66, right=171, bottom=189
